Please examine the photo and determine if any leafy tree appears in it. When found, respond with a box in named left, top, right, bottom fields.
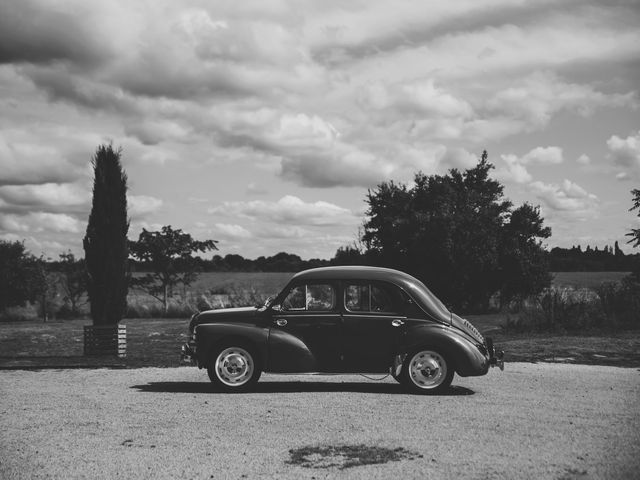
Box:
left=83, top=144, right=129, bottom=325
left=362, top=151, right=551, bottom=312
left=627, top=189, right=640, bottom=248
left=57, top=252, right=88, bottom=316
left=627, top=188, right=640, bottom=280
left=499, top=203, right=552, bottom=305
left=331, top=245, right=365, bottom=265
left=0, top=240, right=46, bottom=312
left=129, top=226, right=218, bottom=314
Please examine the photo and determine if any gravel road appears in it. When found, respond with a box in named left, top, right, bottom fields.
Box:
left=1, top=363, right=639, bottom=479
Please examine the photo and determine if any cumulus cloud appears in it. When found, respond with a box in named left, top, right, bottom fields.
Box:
left=494, top=154, right=532, bottom=184
left=577, top=154, right=591, bottom=165
left=208, top=195, right=357, bottom=227
left=607, top=130, right=640, bottom=178
left=486, top=72, right=636, bottom=131
left=493, top=146, right=562, bottom=184
left=520, top=146, right=563, bottom=165
left=361, top=79, right=473, bottom=119
left=529, top=179, right=598, bottom=216
left=0, top=183, right=89, bottom=214
left=439, top=147, right=478, bottom=170
left=214, top=223, right=252, bottom=239
left=0, top=139, right=86, bottom=187
left=0, top=212, right=82, bottom=234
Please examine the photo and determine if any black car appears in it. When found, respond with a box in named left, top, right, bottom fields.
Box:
left=181, top=266, right=503, bottom=394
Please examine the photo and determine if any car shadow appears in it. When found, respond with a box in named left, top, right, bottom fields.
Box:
left=130, top=381, right=474, bottom=396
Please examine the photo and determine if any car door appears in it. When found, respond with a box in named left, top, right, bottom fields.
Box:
left=340, top=281, right=407, bottom=373
left=268, top=282, right=343, bottom=372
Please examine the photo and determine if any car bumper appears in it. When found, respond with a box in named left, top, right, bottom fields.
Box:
left=486, top=337, right=504, bottom=371
left=181, top=342, right=197, bottom=364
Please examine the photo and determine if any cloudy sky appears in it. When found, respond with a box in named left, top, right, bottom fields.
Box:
left=1, top=0, right=640, bottom=260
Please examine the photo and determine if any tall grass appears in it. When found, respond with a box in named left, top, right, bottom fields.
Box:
left=505, top=278, right=640, bottom=333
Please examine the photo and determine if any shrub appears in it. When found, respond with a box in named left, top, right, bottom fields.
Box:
left=596, top=278, right=640, bottom=328
left=226, top=287, right=267, bottom=308
left=505, top=280, right=640, bottom=333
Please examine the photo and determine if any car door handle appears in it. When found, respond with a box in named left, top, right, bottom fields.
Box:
left=275, top=318, right=287, bottom=327
left=391, top=319, right=404, bottom=327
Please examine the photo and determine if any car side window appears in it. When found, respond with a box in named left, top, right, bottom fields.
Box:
left=345, top=282, right=398, bottom=313
left=282, top=284, right=336, bottom=311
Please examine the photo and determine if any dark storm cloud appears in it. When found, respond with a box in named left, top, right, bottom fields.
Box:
left=0, top=0, right=108, bottom=66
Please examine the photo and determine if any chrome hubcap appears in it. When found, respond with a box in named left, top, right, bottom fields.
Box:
left=215, top=347, right=254, bottom=387
left=409, top=351, right=446, bottom=389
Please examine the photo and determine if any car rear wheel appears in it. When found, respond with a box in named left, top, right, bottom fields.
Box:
left=401, top=348, right=454, bottom=394
left=207, top=345, right=261, bottom=392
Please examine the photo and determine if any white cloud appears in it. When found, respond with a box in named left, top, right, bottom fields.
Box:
left=0, top=183, right=89, bottom=209
left=439, top=147, right=478, bottom=170
left=361, top=79, right=473, bottom=119
left=214, top=223, right=252, bottom=239
left=0, top=212, right=82, bottom=233
left=529, top=179, right=598, bottom=216
left=0, top=137, right=87, bottom=186
left=607, top=130, right=640, bottom=178
left=493, top=146, right=562, bottom=185
left=208, top=195, right=357, bottom=227
left=485, top=72, right=636, bottom=132
left=520, top=146, right=563, bottom=165
left=128, top=195, right=163, bottom=218
left=577, top=154, right=591, bottom=165
left=494, top=154, right=532, bottom=184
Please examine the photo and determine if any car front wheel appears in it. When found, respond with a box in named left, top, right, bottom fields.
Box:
left=207, top=345, right=261, bottom=392
left=401, top=348, right=454, bottom=394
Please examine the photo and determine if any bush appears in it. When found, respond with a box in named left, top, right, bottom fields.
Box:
left=227, top=287, right=267, bottom=309
left=596, top=278, right=640, bottom=328
left=505, top=280, right=640, bottom=333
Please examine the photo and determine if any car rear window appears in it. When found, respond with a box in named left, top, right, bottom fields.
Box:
left=345, top=283, right=396, bottom=313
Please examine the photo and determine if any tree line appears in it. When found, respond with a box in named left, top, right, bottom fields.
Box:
left=548, top=244, right=640, bottom=272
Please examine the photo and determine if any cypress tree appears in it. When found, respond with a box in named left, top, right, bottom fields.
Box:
left=83, top=144, right=129, bottom=325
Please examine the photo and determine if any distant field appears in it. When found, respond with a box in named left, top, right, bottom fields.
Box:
left=188, top=271, right=293, bottom=295
left=551, top=271, right=629, bottom=289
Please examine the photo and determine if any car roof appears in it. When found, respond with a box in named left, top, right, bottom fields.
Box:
left=291, top=265, right=418, bottom=285
left=289, top=266, right=451, bottom=323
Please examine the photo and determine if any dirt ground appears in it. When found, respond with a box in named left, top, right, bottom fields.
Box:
left=1, top=363, right=639, bottom=479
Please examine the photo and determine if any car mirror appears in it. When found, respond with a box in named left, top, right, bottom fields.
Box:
left=271, top=303, right=282, bottom=312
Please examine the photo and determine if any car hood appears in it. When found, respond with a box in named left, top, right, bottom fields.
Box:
left=189, top=306, right=258, bottom=332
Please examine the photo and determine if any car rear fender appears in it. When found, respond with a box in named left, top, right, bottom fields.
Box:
left=401, top=324, right=489, bottom=377
left=195, top=323, right=269, bottom=368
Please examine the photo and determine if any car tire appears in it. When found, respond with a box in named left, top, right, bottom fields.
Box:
left=400, top=348, right=454, bottom=394
left=207, top=344, right=262, bottom=392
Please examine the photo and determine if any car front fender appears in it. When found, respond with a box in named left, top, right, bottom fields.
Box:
left=195, top=323, right=270, bottom=368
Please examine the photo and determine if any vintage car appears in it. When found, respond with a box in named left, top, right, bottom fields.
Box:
left=181, top=266, right=503, bottom=394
